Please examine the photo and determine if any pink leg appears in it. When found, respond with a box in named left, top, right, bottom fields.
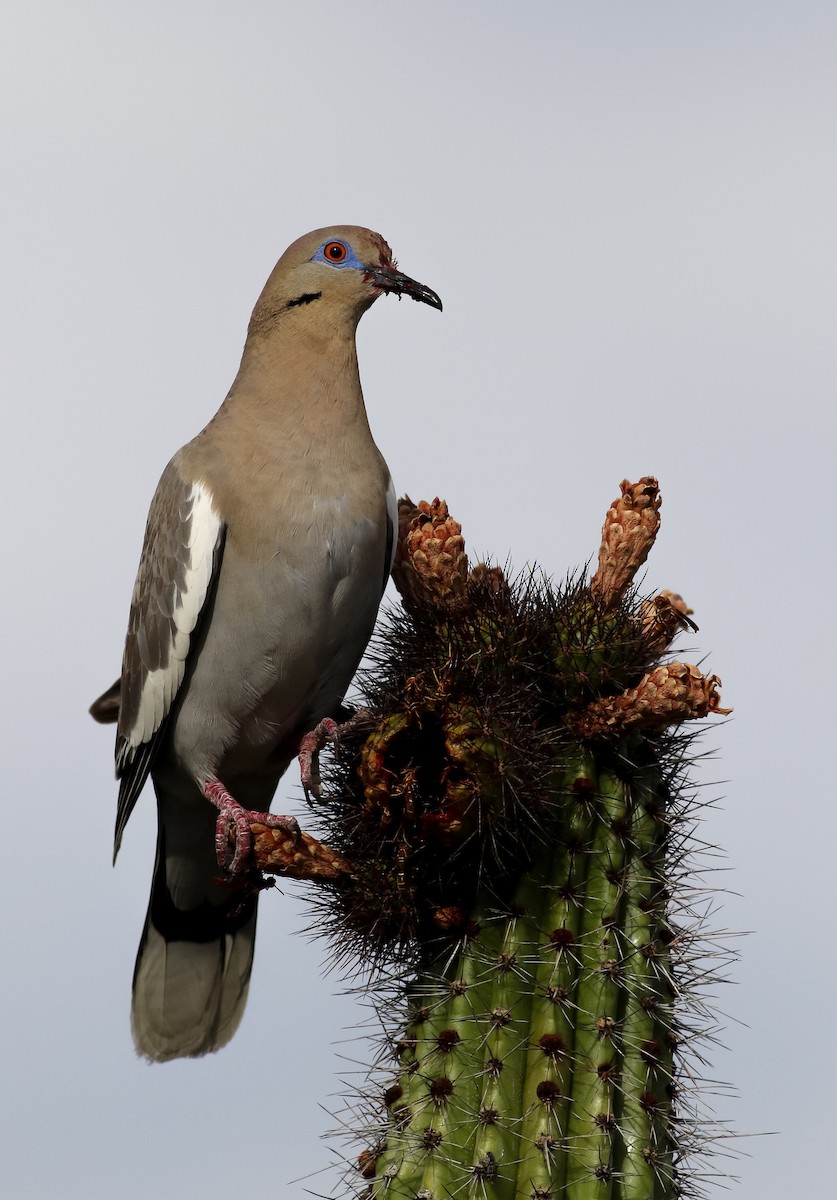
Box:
left=202, top=777, right=300, bottom=874
left=298, top=709, right=371, bottom=801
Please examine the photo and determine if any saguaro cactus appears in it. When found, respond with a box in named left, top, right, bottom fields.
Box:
left=246, top=479, right=730, bottom=1199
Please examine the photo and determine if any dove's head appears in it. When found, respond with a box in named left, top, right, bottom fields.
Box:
left=249, top=226, right=442, bottom=335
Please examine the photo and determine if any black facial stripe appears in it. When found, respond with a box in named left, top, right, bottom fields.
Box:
left=287, top=291, right=323, bottom=308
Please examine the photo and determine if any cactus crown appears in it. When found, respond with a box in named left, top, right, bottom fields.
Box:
left=260, top=482, right=733, bottom=1200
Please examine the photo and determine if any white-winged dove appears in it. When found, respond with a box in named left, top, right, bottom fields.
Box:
left=91, top=227, right=441, bottom=1061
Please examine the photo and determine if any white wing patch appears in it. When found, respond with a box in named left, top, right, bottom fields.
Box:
left=125, top=481, right=222, bottom=752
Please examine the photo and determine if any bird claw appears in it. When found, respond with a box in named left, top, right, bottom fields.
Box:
left=202, top=777, right=300, bottom=874
left=299, top=718, right=339, bottom=801
left=298, top=708, right=371, bottom=802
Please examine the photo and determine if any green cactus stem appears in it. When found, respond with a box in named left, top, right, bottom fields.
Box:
left=353, top=749, right=685, bottom=1200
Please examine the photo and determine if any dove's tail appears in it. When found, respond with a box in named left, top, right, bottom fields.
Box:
left=130, top=785, right=258, bottom=1062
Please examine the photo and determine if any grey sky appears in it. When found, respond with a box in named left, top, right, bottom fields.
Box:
left=2, top=2, right=834, bottom=1196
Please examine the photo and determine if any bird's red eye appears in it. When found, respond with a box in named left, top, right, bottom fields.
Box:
left=324, top=241, right=347, bottom=262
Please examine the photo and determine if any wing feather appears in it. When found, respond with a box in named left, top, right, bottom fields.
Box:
left=113, top=459, right=224, bottom=857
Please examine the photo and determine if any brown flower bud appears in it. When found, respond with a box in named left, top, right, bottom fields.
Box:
left=248, top=824, right=352, bottom=881
left=590, top=478, right=662, bottom=610
left=571, top=662, right=731, bottom=738
left=468, top=561, right=511, bottom=603
left=392, top=497, right=469, bottom=614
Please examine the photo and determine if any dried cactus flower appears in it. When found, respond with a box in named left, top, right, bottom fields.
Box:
left=391, top=496, right=469, bottom=614
left=247, top=824, right=351, bottom=881
left=590, top=476, right=662, bottom=610
left=468, top=561, right=510, bottom=600
left=571, top=661, right=731, bottom=739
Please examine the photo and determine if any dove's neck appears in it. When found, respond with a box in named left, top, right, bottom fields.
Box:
left=184, top=312, right=385, bottom=536
left=217, top=313, right=371, bottom=442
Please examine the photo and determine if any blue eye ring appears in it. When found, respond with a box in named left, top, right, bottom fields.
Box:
left=311, top=240, right=364, bottom=270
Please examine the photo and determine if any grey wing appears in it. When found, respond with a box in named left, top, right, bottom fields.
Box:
left=114, top=458, right=225, bottom=858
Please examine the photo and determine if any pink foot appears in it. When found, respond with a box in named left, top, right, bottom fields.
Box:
left=298, top=709, right=371, bottom=801
left=202, top=777, right=300, bottom=874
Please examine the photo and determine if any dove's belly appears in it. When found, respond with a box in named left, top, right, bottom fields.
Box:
left=162, top=501, right=387, bottom=804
